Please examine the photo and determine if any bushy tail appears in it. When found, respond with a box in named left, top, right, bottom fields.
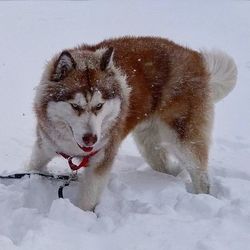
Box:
left=201, top=50, right=237, bottom=103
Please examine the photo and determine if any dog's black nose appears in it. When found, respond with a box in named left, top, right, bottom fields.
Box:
left=82, top=133, right=97, bottom=146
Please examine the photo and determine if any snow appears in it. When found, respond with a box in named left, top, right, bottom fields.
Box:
left=0, top=1, right=250, bottom=249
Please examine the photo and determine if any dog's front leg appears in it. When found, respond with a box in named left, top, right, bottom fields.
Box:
left=78, top=149, right=115, bottom=211
left=28, top=131, right=56, bottom=172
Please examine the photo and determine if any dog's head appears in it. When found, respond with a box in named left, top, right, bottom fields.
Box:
left=35, top=47, right=130, bottom=151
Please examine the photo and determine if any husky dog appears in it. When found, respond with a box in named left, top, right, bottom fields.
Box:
left=29, top=37, right=237, bottom=211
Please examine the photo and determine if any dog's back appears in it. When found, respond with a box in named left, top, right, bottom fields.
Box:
left=80, top=37, right=236, bottom=135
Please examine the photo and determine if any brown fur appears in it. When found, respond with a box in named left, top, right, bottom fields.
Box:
left=32, top=36, right=217, bottom=210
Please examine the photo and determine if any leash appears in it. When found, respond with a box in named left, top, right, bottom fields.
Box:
left=0, top=172, right=78, bottom=198
left=0, top=172, right=71, bottom=180
left=0, top=150, right=99, bottom=199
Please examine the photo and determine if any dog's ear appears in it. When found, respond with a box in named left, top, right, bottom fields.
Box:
left=51, top=51, right=76, bottom=82
left=100, top=47, right=114, bottom=71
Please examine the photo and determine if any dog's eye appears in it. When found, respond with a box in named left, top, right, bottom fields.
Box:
left=70, top=103, right=81, bottom=111
left=95, top=103, right=103, bottom=111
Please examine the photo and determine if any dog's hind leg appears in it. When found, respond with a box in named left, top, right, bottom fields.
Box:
left=132, top=117, right=182, bottom=176
left=161, top=105, right=213, bottom=194
left=133, top=113, right=212, bottom=194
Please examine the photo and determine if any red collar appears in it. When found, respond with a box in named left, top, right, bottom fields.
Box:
left=57, top=150, right=99, bottom=171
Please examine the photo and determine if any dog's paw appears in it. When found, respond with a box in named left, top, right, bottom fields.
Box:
left=191, top=170, right=210, bottom=194
left=78, top=198, right=97, bottom=212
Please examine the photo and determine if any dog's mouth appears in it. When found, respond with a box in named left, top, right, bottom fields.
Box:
left=77, top=144, right=93, bottom=153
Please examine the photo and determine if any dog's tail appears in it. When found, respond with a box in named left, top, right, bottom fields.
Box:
left=201, top=50, right=237, bottom=103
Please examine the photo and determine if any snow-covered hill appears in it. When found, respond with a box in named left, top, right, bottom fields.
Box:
left=0, top=1, right=250, bottom=250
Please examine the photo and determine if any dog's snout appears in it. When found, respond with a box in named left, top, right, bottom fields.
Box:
left=82, top=133, right=97, bottom=146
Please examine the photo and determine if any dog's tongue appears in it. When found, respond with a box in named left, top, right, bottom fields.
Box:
left=81, top=146, right=93, bottom=152
left=77, top=143, right=93, bottom=152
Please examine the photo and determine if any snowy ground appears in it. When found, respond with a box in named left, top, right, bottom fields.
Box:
left=0, top=1, right=250, bottom=250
